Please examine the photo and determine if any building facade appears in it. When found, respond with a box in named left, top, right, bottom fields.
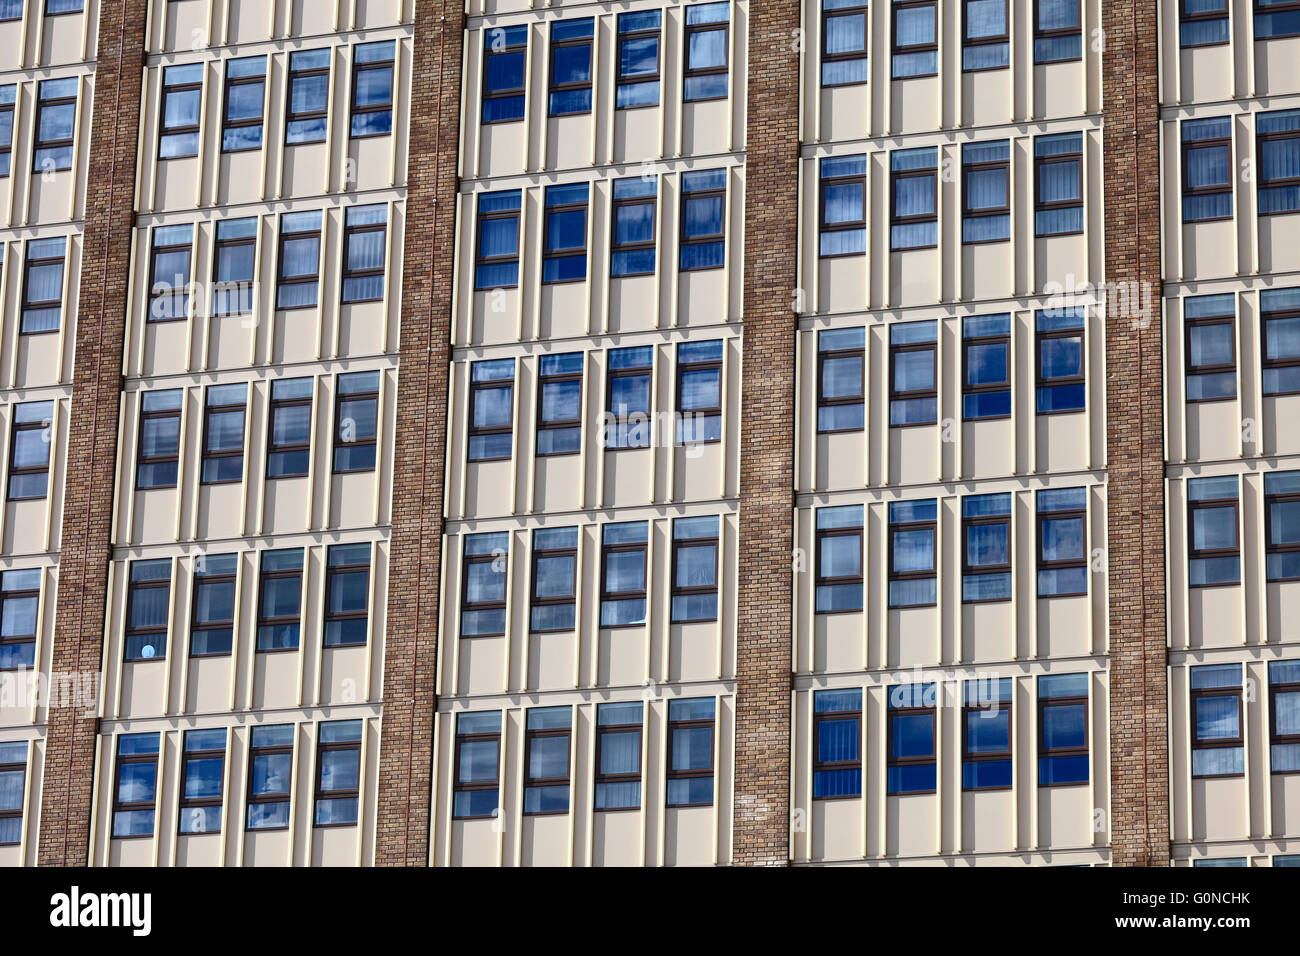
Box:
left=0, top=0, right=1296, bottom=868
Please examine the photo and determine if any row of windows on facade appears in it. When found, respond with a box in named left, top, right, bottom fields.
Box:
left=1179, top=109, right=1300, bottom=221
left=1187, top=660, right=1300, bottom=780
left=1184, top=472, right=1300, bottom=587
left=0, top=0, right=79, bottom=33
left=1179, top=0, right=1300, bottom=46
left=1181, top=288, right=1300, bottom=401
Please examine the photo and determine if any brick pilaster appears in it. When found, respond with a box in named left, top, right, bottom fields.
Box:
left=374, top=0, right=464, bottom=867
left=1102, top=0, right=1170, bottom=866
left=732, top=0, right=801, bottom=866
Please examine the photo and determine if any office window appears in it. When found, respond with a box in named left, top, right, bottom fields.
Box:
left=816, top=505, right=864, bottom=613
left=893, top=0, right=938, bottom=77
left=178, top=729, right=226, bottom=834
left=1038, top=673, right=1088, bottom=785
left=454, top=712, right=501, bottom=819
left=818, top=328, right=866, bottom=433
left=474, top=190, right=522, bottom=289
left=201, top=383, right=246, bottom=485
left=315, top=720, right=362, bottom=826
left=333, top=370, right=379, bottom=473
left=1276, top=855, right=1300, bottom=866
left=616, top=10, right=661, bottom=108
left=1266, top=471, right=1300, bottom=582
left=963, top=493, right=1012, bottom=603
left=963, top=0, right=1009, bottom=70
left=190, top=553, right=237, bottom=657
left=524, top=707, right=571, bottom=815
left=125, top=559, right=171, bottom=662
left=0, top=3, right=16, bottom=23
left=889, top=319, right=938, bottom=425
left=148, top=224, right=192, bottom=322
left=605, top=346, right=654, bottom=449
left=1182, top=117, right=1233, bottom=222
left=1182, top=0, right=1229, bottom=46
left=549, top=19, right=594, bottom=116
left=351, top=40, right=395, bottom=137
left=266, top=377, right=313, bottom=478
left=822, top=0, right=869, bottom=86
left=159, top=63, right=203, bottom=159
left=276, top=210, right=322, bottom=309
left=962, top=140, right=1011, bottom=242
left=1188, top=475, right=1241, bottom=586
left=324, top=543, right=370, bottom=647
left=1037, top=487, right=1088, bottom=597
left=530, top=527, right=578, bottom=633
left=246, top=725, right=294, bottom=829
left=7, top=400, right=53, bottom=500
left=222, top=55, right=266, bottom=152
left=610, top=177, right=657, bottom=277
left=962, top=314, right=1011, bottom=420
left=677, top=340, right=723, bottom=443
left=483, top=25, right=528, bottom=123
left=34, top=77, right=77, bottom=171
left=963, top=678, right=1012, bottom=790
left=257, top=549, right=303, bottom=651
left=1191, top=664, right=1244, bottom=777
left=1256, top=0, right=1300, bottom=39
left=1034, top=0, right=1082, bottom=62
left=680, top=169, right=727, bottom=270
left=1258, top=108, right=1300, bottom=215
left=341, top=205, right=387, bottom=303
left=212, top=218, right=256, bottom=317
left=889, top=499, right=938, bottom=608
left=0, top=85, right=15, bottom=176
left=1184, top=294, right=1236, bottom=403
left=1269, top=659, right=1300, bottom=772
left=683, top=2, right=729, bottom=101
left=468, top=358, right=515, bottom=462
left=600, top=522, right=648, bottom=627
left=888, top=683, right=937, bottom=794
left=1034, top=132, right=1083, bottom=235
left=286, top=49, right=330, bottom=144
left=21, top=236, right=66, bottom=333
left=543, top=183, right=589, bottom=283
left=595, top=702, right=642, bottom=810
left=0, top=741, right=26, bottom=845
left=0, top=569, right=39, bottom=671
left=890, top=147, right=938, bottom=249
left=1036, top=308, right=1086, bottom=412
left=112, top=733, right=160, bottom=838
left=813, top=689, right=862, bottom=798
left=536, top=353, right=583, bottom=456
left=136, top=389, right=183, bottom=490
left=1262, top=287, right=1300, bottom=396
left=461, top=532, right=508, bottom=638
left=667, top=698, right=715, bottom=807
left=46, top=0, right=83, bottom=11
left=671, top=516, right=719, bottom=623
left=819, top=154, right=867, bottom=257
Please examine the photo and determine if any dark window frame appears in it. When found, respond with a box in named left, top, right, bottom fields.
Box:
left=461, top=546, right=507, bottom=639
left=148, top=227, right=192, bottom=324
left=1034, top=138, right=1084, bottom=236
left=0, top=86, right=16, bottom=176
left=542, top=185, right=589, bottom=285
left=111, top=737, right=159, bottom=839
left=610, top=181, right=657, bottom=277
left=888, top=506, right=938, bottom=609
left=1033, top=0, right=1083, bottom=63
left=453, top=719, right=501, bottom=820
left=1258, top=113, right=1300, bottom=216
left=888, top=692, right=937, bottom=795
left=812, top=703, right=862, bottom=800
left=20, top=239, right=66, bottom=335
left=1188, top=489, right=1241, bottom=588
left=548, top=21, right=594, bottom=117
left=350, top=43, right=395, bottom=139
left=679, top=173, right=727, bottom=272
left=1269, top=668, right=1300, bottom=773
left=285, top=51, right=330, bottom=146
left=158, top=65, right=203, bottom=160
left=256, top=553, right=302, bottom=653
left=892, top=0, right=940, bottom=78
left=523, top=715, right=571, bottom=816
left=189, top=558, right=236, bottom=659
left=817, top=337, right=865, bottom=434
left=1182, top=120, right=1234, bottom=223
left=962, top=0, right=1010, bottom=72
left=1255, top=0, right=1300, bottom=41
left=1263, top=296, right=1300, bottom=397
left=962, top=145, right=1011, bottom=243
left=1185, top=311, right=1237, bottom=404
left=482, top=27, right=528, bottom=125
left=536, top=360, right=582, bottom=458
left=1036, top=494, right=1089, bottom=597
left=890, top=161, right=939, bottom=250
left=7, top=406, right=51, bottom=500
left=473, top=194, right=521, bottom=290
left=212, top=221, right=256, bottom=317
left=1191, top=681, right=1245, bottom=779
left=221, top=57, right=266, bottom=154
left=1181, top=0, right=1230, bottom=48
left=529, top=532, right=577, bottom=632
left=682, top=10, right=730, bottom=103
left=276, top=214, right=322, bottom=311
left=332, top=372, right=379, bottom=474
left=1036, top=318, right=1086, bottom=415
left=819, top=158, right=867, bottom=259
left=313, top=725, right=361, bottom=828
left=177, top=731, right=226, bottom=832
left=962, top=692, right=1013, bottom=791
left=124, top=562, right=170, bottom=663
left=0, top=572, right=39, bottom=672
left=340, top=209, right=387, bottom=304
left=468, top=366, right=514, bottom=463
left=245, top=726, right=293, bottom=829
left=323, top=547, right=370, bottom=648
left=676, top=344, right=722, bottom=446
left=135, top=394, right=182, bottom=491
left=0, top=743, right=25, bottom=844
left=616, top=13, right=662, bottom=109
left=33, top=78, right=77, bottom=172
left=821, top=1, right=870, bottom=88
left=594, top=709, right=642, bottom=811
left=665, top=705, right=715, bottom=808
left=962, top=322, right=1012, bottom=420
left=605, top=352, right=653, bottom=450
left=889, top=334, right=938, bottom=427
left=1038, top=687, right=1089, bottom=787
left=815, top=522, right=863, bottom=615
left=670, top=522, right=719, bottom=625
left=266, top=380, right=313, bottom=479
left=1266, top=481, right=1300, bottom=583
left=600, top=529, right=648, bottom=630
left=962, top=508, right=1012, bottom=605
left=200, top=384, right=246, bottom=486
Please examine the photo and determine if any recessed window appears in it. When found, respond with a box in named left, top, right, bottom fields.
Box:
left=683, top=2, right=730, bottom=102
left=813, top=689, right=862, bottom=798
left=1188, top=475, right=1241, bottom=587
left=595, top=702, right=642, bottom=810
left=962, top=493, right=1012, bottom=603
left=351, top=40, right=395, bottom=137
left=889, top=319, right=938, bottom=425
left=482, top=25, right=528, bottom=123
left=1181, top=0, right=1229, bottom=47
left=0, top=741, right=27, bottom=846
left=1182, top=116, right=1233, bottom=222
left=680, top=169, right=727, bottom=271
left=605, top=346, right=654, bottom=449
left=1033, top=0, right=1082, bottom=62
left=962, top=313, right=1011, bottom=420
left=1256, top=0, right=1300, bottom=40
left=8, top=400, right=53, bottom=500
left=1034, top=132, right=1083, bottom=235
left=1191, top=663, right=1244, bottom=777
left=276, top=210, right=323, bottom=310
left=610, top=176, right=657, bottom=277
left=1262, top=287, right=1300, bottom=396
left=1038, top=673, right=1089, bottom=785
left=159, top=63, right=203, bottom=159
left=536, top=353, right=583, bottom=457
left=530, top=527, right=578, bottom=633
left=888, top=683, right=937, bottom=794
left=890, top=147, right=938, bottom=249
left=286, top=49, right=330, bottom=145
left=257, top=549, right=303, bottom=652
left=314, top=720, right=362, bottom=826
left=963, top=0, right=1009, bottom=70
left=0, top=85, right=16, bottom=177
left=201, top=383, right=246, bottom=485
left=1036, top=487, right=1088, bottom=597
left=1195, top=856, right=1248, bottom=867
left=617, top=11, right=662, bottom=108
left=148, top=224, right=193, bottom=323
left=676, top=340, right=723, bottom=443
left=341, top=204, right=387, bottom=304
left=549, top=19, right=594, bottom=116
left=266, top=377, right=313, bottom=478
left=246, top=724, right=294, bottom=829
left=333, top=370, right=379, bottom=473
left=962, top=140, right=1011, bottom=242
left=963, top=678, right=1012, bottom=790
left=461, top=531, right=508, bottom=638
left=34, top=77, right=77, bottom=172
left=136, top=389, right=183, bottom=490
left=1258, top=108, right=1300, bottom=216
left=0, top=2, right=19, bottom=23
left=666, top=698, right=715, bottom=807
left=475, top=190, right=522, bottom=289
left=600, top=521, right=648, bottom=628
left=817, top=327, right=865, bottom=433
left=178, top=729, right=226, bottom=834
left=889, top=499, right=937, bottom=608
left=222, top=55, right=266, bottom=152
left=892, top=0, right=938, bottom=78
left=454, top=711, right=502, bottom=819
left=212, top=217, right=256, bottom=317
left=0, top=569, right=40, bottom=671
left=468, top=358, right=515, bottom=462
left=671, top=516, right=719, bottom=623
left=543, top=183, right=589, bottom=284
left=125, top=559, right=171, bottom=662
left=112, top=733, right=160, bottom=838
left=324, top=543, right=370, bottom=647
left=524, top=707, right=572, bottom=814
left=1036, top=308, right=1086, bottom=413
left=1265, top=471, right=1300, bottom=582
left=819, top=154, right=867, bottom=257
left=1184, top=293, right=1237, bottom=403
left=822, top=0, right=869, bottom=87
left=1268, top=659, right=1300, bottom=773
left=46, top=0, right=83, bottom=12
left=816, top=505, right=864, bottom=613
left=21, top=236, right=67, bottom=333
left=189, top=553, right=237, bottom=658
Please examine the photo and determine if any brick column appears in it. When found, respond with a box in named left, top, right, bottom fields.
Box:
left=37, top=0, right=149, bottom=867
left=732, top=0, right=801, bottom=866
left=374, top=0, right=464, bottom=867
left=1102, top=0, right=1170, bottom=866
